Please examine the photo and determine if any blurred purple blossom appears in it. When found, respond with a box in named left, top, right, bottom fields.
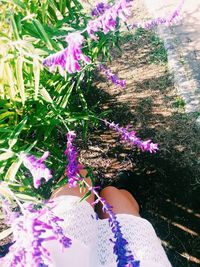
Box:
left=0, top=203, right=71, bottom=267
left=90, top=186, right=140, bottom=267
left=23, top=152, right=52, bottom=189
left=104, top=120, right=158, bottom=153
left=87, top=0, right=132, bottom=39
left=65, top=131, right=82, bottom=187
left=43, top=32, right=90, bottom=75
left=99, top=64, right=126, bottom=88
left=91, top=2, right=111, bottom=17
left=131, top=0, right=184, bottom=29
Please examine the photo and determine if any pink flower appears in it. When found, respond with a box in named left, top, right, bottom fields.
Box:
left=0, top=203, right=71, bottom=267
left=65, top=131, right=82, bottom=187
left=23, top=152, right=52, bottom=189
left=104, top=120, right=158, bottom=153
left=99, top=64, right=126, bottom=88
left=131, top=0, right=184, bottom=29
left=140, top=140, right=158, bottom=153
left=87, top=0, right=132, bottom=38
left=43, top=32, right=90, bottom=75
left=91, top=2, right=111, bottom=17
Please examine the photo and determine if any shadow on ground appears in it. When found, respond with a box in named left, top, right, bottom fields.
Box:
left=79, top=29, right=200, bottom=266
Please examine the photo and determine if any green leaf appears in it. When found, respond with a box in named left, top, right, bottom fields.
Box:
left=79, top=191, right=91, bottom=202
left=9, top=117, right=27, bottom=148
left=4, top=153, right=24, bottom=182
left=40, top=88, right=53, bottom=103
left=13, top=0, right=26, bottom=9
left=33, top=56, right=40, bottom=100
left=32, top=19, right=53, bottom=49
left=54, top=176, right=66, bottom=189
left=59, top=0, right=67, bottom=15
left=60, top=81, right=75, bottom=108
left=0, top=151, right=14, bottom=161
left=15, top=193, right=38, bottom=202
left=10, top=14, right=20, bottom=40
left=16, top=56, right=26, bottom=104
left=4, top=63, right=16, bottom=100
left=0, top=182, right=14, bottom=198
left=0, top=111, right=15, bottom=121
left=24, top=140, right=37, bottom=153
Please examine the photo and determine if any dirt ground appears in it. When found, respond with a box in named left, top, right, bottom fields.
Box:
left=78, top=23, right=200, bottom=267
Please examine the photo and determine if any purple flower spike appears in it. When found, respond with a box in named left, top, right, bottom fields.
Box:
left=87, top=0, right=133, bottom=39
left=91, top=2, right=111, bottom=17
left=65, top=131, right=82, bottom=187
left=104, top=120, right=158, bottom=153
left=23, top=152, right=52, bottom=189
left=140, top=140, right=158, bottom=153
left=90, top=186, right=140, bottom=267
left=0, top=203, right=72, bottom=267
left=43, top=32, right=90, bottom=76
left=131, top=0, right=184, bottom=29
left=99, top=64, right=126, bottom=88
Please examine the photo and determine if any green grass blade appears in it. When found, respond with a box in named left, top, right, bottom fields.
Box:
left=16, top=56, right=26, bottom=104
left=33, top=56, right=40, bottom=100
left=5, top=63, right=16, bottom=100
left=32, top=19, right=53, bottom=50
left=60, top=81, right=75, bottom=108
left=0, top=151, right=14, bottom=161
left=40, top=87, right=53, bottom=103
left=0, top=59, right=5, bottom=98
left=4, top=156, right=23, bottom=182
left=9, top=117, right=27, bottom=148
left=10, top=14, right=20, bottom=40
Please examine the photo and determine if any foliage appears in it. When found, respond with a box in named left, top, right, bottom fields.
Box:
left=0, top=0, right=124, bottom=202
left=0, top=2, right=190, bottom=267
left=0, top=0, right=184, bottom=252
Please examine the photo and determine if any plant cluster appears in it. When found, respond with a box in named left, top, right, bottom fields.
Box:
left=0, top=0, right=184, bottom=266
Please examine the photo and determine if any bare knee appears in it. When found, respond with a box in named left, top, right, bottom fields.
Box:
left=119, top=189, right=140, bottom=213
left=97, top=186, right=140, bottom=219
left=99, top=186, right=120, bottom=197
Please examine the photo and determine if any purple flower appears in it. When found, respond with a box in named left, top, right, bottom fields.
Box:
left=91, top=2, right=111, bottom=17
left=90, top=186, right=140, bottom=267
left=0, top=203, right=72, bottom=267
left=23, top=151, right=52, bottom=189
left=47, top=211, right=72, bottom=250
left=99, top=64, right=126, bottom=88
left=65, top=131, right=82, bottom=187
left=43, top=32, right=90, bottom=75
left=104, top=120, right=158, bottom=153
left=87, top=0, right=133, bottom=39
left=140, top=140, right=158, bottom=153
left=131, top=0, right=184, bottom=29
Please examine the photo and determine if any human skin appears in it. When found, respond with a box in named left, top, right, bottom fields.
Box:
left=51, top=169, right=140, bottom=218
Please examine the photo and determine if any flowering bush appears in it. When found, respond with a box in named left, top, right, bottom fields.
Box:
left=0, top=0, right=184, bottom=266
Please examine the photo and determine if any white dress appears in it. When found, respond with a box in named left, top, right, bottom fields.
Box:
left=44, top=195, right=172, bottom=267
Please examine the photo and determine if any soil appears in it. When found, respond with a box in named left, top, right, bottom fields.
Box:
left=78, top=3, right=200, bottom=266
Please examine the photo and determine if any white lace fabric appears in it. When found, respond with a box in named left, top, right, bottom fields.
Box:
left=45, top=195, right=172, bottom=267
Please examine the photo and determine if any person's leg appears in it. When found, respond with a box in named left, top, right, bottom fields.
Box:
left=50, top=168, right=94, bottom=206
left=119, top=189, right=140, bottom=213
left=97, top=186, right=140, bottom=219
